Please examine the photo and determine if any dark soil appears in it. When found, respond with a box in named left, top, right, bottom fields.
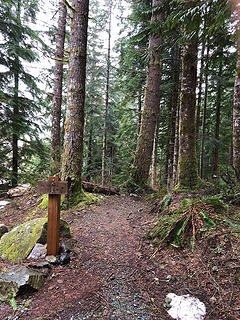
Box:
left=0, top=191, right=239, bottom=320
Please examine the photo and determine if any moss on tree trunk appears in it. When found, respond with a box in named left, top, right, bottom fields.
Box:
left=131, top=0, right=163, bottom=189
left=177, top=35, right=200, bottom=189
left=61, top=0, right=89, bottom=205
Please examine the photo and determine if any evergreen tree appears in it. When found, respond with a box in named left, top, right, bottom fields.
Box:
left=101, top=1, right=112, bottom=186
left=51, top=0, right=67, bottom=175
left=0, top=0, right=47, bottom=186
left=61, top=0, right=89, bottom=202
left=132, top=0, right=163, bottom=189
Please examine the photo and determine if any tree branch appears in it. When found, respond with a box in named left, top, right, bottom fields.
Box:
left=62, top=0, right=76, bottom=12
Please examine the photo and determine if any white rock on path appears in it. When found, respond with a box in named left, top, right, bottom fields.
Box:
left=166, top=293, right=206, bottom=320
left=0, top=201, right=10, bottom=209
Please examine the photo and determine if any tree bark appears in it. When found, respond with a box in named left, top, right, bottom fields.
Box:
left=101, top=3, right=112, bottom=186
left=230, top=0, right=240, bottom=179
left=199, top=43, right=209, bottom=178
left=51, top=0, right=67, bottom=175
left=177, top=33, right=199, bottom=189
left=195, top=41, right=205, bottom=145
left=132, top=0, right=162, bottom=188
left=233, top=52, right=240, bottom=179
left=167, top=44, right=181, bottom=189
left=12, top=0, right=21, bottom=187
left=86, top=124, right=93, bottom=182
left=61, top=0, right=89, bottom=202
left=82, top=181, right=119, bottom=195
left=138, top=92, right=142, bottom=134
left=212, top=57, right=223, bottom=175
left=172, top=101, right=180, bottom=186
left=151, top=115, right=160, bottom=188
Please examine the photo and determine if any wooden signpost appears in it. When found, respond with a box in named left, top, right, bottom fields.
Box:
left=38, top=176, right=68, bottom=256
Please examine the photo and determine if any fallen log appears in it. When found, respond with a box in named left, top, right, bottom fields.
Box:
left=82, top=181, right=119, bottom=195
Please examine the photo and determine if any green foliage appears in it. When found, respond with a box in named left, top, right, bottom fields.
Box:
left=203, top=196, right=226, bottom=213
left=147, top=197, right=240, bottom=250
left=38, top=195, right=48, bottom=210
left=0, top=0, right=49, bottom=186
left=9, top=294, right=18, bottom=311
left=161, top=193, right=173, bottom=212
left=77, top=192, right=100, bottom=207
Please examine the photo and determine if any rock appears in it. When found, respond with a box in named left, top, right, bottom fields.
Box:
left=60, top=239, right=76, bottom=253
left=27, top=243, right=47, bottom=260
left=0, top=200, right=10, bottom=209
left=34, top=261, right=51, bottom=269
left=59, top=252, right=70, bottom=265
left=165, top=293, right=206, bottom=320
left=0, top=224, right=8, bottom=238
left=46, top=255, right=58, bottom=264
left=0, top=218, right=47, bottom=262
left=59, top=220, right=71, bottom=239
left=7, top=185, right=31, bottom=198
left=0, top=218, right=71, bottom=262
left=0, top=265, right=47, bottom=302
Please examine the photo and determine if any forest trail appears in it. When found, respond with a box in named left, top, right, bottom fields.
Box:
left=1, top=193, right=240, bottom=320
left=0, top=194, right=168, bottom=320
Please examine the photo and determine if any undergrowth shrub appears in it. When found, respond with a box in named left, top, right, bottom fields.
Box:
left=147, top=196, right=240, bottom=251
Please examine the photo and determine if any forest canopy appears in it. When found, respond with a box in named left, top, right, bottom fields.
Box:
left=0, top=0, right=239, bottom=201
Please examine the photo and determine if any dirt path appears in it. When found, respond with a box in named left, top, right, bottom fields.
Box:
left=0, top=195, right=167, bottom=320
left=1, top=194, right=239, bottom=320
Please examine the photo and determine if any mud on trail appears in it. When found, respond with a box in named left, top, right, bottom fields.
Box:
left=0, top=193, right=239, bottom=319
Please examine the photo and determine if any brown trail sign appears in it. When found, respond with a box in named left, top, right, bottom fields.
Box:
left=38, top=176, right=68, bottom=256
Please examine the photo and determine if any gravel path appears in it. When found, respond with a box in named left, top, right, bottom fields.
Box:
left=0, top=194, right=166, bottom=320
left=69, top=195, right=158, bottom=319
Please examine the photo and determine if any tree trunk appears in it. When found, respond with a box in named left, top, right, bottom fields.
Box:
left=167, top=45, right=181, bottom=189
left=177, top=33, right=199, bottom=189
left=195, top=41, right=205, bottom=145
left=86, top=124, right=93, bottom=182
left=151, top=115, right=160, bottom=188
left=12, top=68, right=19, bottom=188
left=233, top=52, right=240, bottom=179
left=51, top=0, right=67, bottom=175
left=212, top=58, right=223, bottom=175
left=230, top=0, right=240, bottom=178
left=132, top=0, right=162, bottom=188
left=172, top=101, right=180, bottom=186
left=61, top=0, right=89, bottom=202
left=12, top=0, right=21, bottom=187
left=199, top=43, right=209, bottom=178
left=101, top=3, right=112, bottom=186
left=138, top=92, right=142, bottom=134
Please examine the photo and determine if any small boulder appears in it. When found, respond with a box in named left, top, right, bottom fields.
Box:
left=0, top=265, right=47, bottom=302
left=0, top=218, right=71, bottom=262
left=60, top=252, right=70, bottom=265
left=46, top=255, right=58, bottom=264
left=7, top=185, right=31, bottom=198
left=27, top=243, right=47, bottom=260
left=0, top=218, right=48, bottom=262
left=60, top=239, right=76, bottom=253
left=0, top=224, right=8, bottom=238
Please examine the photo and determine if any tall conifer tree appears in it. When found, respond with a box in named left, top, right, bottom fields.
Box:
left=51, top=0, right=67, bottom=175
left=132, top=0, right=163, bottom=188
left=61, top=0, right=89, bottom=201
